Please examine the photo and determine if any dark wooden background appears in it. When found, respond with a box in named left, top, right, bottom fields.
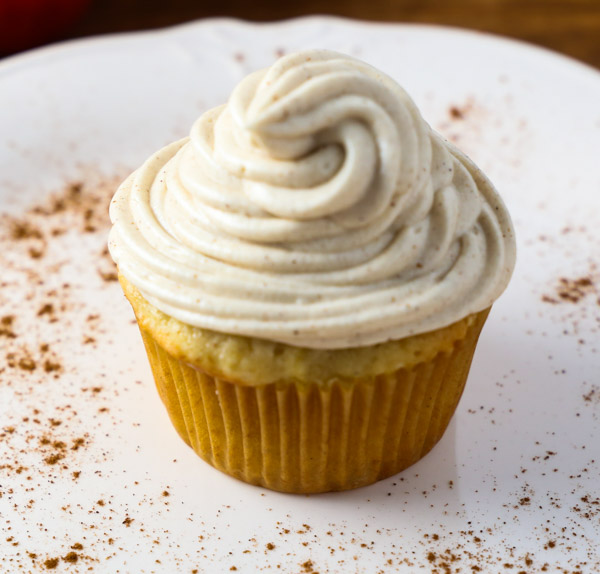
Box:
left=6, top=0, right=600, bottom=70
left=68, top=0, right=600, bottom=70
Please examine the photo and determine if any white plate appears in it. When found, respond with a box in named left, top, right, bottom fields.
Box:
left=2, top=17, right=600, bottom=573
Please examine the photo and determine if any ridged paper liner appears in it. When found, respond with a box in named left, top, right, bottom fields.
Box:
left=137, top=309, right=488, bottom=493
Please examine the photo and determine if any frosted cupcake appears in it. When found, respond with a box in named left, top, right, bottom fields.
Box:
left=108, top=50, right=515, bottom=493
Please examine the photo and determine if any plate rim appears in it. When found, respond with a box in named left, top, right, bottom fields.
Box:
left=1, top=15, right=599, bottom=84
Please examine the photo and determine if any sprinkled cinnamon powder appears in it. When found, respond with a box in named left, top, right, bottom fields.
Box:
left=10, top=220, right=43, bottom=241
left=449, top=105, right=465, bottom=119
left=0, top=315, right=16, bottom=338
left=1, top=173, right=124, bottom=570
left=43, top=557, right=59, bottom=569
left=542, top=276, right=596, bottom=304
left=62, top=551, right=79, bottom=564
left=44, top=453, right=64, bottom=466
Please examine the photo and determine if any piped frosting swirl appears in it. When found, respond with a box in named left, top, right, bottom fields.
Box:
left=109, top=50, right=515, bottom=349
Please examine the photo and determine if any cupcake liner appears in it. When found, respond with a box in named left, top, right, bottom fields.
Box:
left=138, top=308, right=489, bottom=494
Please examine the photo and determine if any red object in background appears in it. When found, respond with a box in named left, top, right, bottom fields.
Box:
left=0, top=0, right=91, bottom=55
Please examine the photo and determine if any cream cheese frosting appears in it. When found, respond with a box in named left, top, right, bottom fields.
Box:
left=108, top=49, right=516, bottom=349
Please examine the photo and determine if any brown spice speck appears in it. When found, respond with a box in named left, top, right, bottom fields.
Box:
left=544, top=276, right=596, bottom=304
left=44, top=557, right=59, bottom=569
left=43, top=360, right=61, bottom=373
left=71, top=437, right=85, bottom=451
left=62, top=551, right=78, bottom=564
left=0, top=315, right=16, bottom=338
left=18, top=356, right=36, bottom=371
left=37, top=303, right=54, bottom=317
left=583, top=386, right=599, bottom=403
left=44, top=453, right=64, bottom=465
left=449, top=106, right=464, bottom=119
left=10, top=220, right=43, bottom=240
left=98, top=269, right=118, bottom=282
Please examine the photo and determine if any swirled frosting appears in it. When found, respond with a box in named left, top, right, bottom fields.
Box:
left=109, top=50, right=516, bottom=349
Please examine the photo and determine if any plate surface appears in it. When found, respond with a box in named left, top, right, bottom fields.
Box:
left=1, top=17, right=600, bottom=573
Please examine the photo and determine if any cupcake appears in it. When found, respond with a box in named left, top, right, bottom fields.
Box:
left=108, top=50, right=515, bottom=493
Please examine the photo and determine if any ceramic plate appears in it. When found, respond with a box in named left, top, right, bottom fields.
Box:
left=1, top=17, right=600, bottom=573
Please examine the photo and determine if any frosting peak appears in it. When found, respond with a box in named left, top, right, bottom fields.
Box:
left=109, top=50, right=515, bottom=348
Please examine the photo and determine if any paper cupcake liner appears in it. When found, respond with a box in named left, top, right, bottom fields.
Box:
left=137, top=309, right=488, bottom=493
